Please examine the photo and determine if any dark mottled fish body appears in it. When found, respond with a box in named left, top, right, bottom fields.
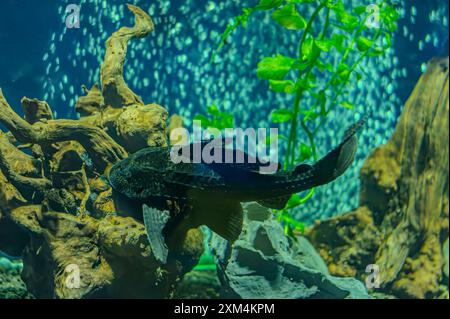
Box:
left=108, top=118, right=365, bottom=263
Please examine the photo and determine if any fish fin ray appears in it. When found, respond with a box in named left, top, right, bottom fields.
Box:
left=142, top=204, right=170, bottom=264
left=204, top=202, right=243, bottom=243
left=312, top=128, right=359, bottom=186
left=343, top=115, right=367, bottom=140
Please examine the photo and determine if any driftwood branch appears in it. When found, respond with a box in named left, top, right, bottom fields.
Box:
left=374, top=57, right=449, bottom=293
left=0, top=151, right=51, bottom=192
left=101, top=4, right=154, bottom=107
left=0, top=89, right=127, bottom=173
left=0, top=4, right=203, bottom=299
left=0, top=132, right=50, bottom=199
left=307, top=57, right=450, bottom=299
left=21, top=97, right=53, bottom=124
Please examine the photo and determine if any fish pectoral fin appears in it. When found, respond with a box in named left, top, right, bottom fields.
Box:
left=204, top=201, right=243, bottom=243
left=142, top=204, right=171, bottom=264
left=257, top=195, right=291, bottom=210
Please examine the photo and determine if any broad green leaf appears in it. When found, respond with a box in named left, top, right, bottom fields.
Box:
left=271, top=109, right=293, bottom=123
left=207, top=104, right=220, bottom=116
left=316, top=60, right=334, bottom=72
left=193, top=114, right=211, bottom=127
left=302, top=37, right=314, bottom=60
left=256, top=0, right=284, bottom=10
left=356, top=36, right=373, bottom=52
left=287, top=0, right=315, bottom=3
left=337, top=63, right=350, bottom=73
left=257, top=54, right=296, bottom=80
left=315, top=39, right=333, bottom=52
left=296, top=78, right=311, bottom=89
left=340, top=101, right=355, bottom=109
left=269, top=80, right=297, bottom=93
left=299, top=143, right=312, bottom=161
left=383, top=32, right=392, bottom=48
left=287, top=194, right=302, bottom=207
left=353, top=5, right=367, bottom=15
left=331, top=33, right=347, bottom=53
left=197, top=105, right=235, bottom=130
left=381, top=5, right=399, bottom=32
left=332, top=0, right=359, bottom=31
left=292, top=60, right=312, bottom=71
left=332, top=63, right=351, bottom=85
left=307, top=72, right=317, bottom=86
left=368, top=47, right=384, bottom=57
left=272, top=4, right=307, bottom=30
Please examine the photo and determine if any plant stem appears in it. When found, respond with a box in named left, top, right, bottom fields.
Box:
left=286, top=3, right=326, bottom=168
left=314, top=24, right=384, bottom=134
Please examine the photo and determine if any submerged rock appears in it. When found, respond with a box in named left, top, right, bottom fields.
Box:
left=209, top=203, right=370, bottom=299
left=0, top=257, right=33, bottom=299
left=174, top=269, right=221, bottom=299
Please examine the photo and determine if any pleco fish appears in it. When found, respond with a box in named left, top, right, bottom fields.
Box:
left=108, top=118, right=366, bottom=264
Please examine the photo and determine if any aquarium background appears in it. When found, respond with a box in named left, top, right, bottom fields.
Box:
left=0, top=0, right=448, bottom=222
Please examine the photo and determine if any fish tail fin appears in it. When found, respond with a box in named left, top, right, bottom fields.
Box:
left=203, top=201, right=243, bottom=243
left=343, top=115, right=367, bottom=140
left=312, top=134, right=358, bottom=186
left=142, top=204, right=170, bottom=264
left=310, top=118, right=364, bottom=186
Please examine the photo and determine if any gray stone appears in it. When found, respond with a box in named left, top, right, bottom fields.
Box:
left=209, top=203, right=371, bottom=299
left=0, top=258, right=33, bottom=299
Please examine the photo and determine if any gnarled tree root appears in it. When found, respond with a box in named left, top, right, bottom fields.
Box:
left=0, top=4, right=203, bottom=299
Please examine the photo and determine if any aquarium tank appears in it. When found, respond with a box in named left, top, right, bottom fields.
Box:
left=0, top=0, right=448, bottom=304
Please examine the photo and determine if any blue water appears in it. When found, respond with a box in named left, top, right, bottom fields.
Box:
left=0, top=0, right=448, bottom=222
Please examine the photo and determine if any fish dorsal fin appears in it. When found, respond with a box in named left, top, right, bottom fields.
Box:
left=142, top=204, right=171, bottom=264
left=203, top=201, right=243, bottom=243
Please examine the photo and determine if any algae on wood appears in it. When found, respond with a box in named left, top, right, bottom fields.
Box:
left=0, top=4, right=203, bottom=299
left=308, top=57, right=449, bottom=299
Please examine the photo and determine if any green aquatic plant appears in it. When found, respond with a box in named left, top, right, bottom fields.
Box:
left=193, top=104, right=235, bottom=131
left=193, top=253, right=218, bottom=271
left=200, top=0, right=399, bottom=235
